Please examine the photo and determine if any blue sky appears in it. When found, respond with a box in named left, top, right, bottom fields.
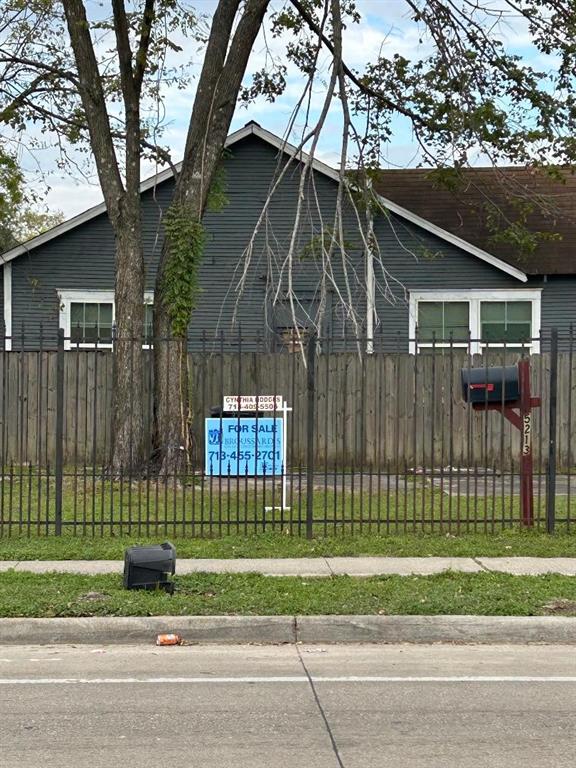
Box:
left=23, top=0, right=550, bottom=217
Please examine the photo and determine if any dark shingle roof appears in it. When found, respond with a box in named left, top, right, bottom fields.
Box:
left=372, top=167, right=576, bottom=275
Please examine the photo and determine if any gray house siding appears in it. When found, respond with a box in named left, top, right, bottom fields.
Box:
left=540, top=276, right=576, bottom=334
left=5, top=133, right=575, bottom=350
left=369, top=215, right=551, bottom=350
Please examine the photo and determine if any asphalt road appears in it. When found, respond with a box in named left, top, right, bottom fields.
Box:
left=1, top=643, right=575, bottom=768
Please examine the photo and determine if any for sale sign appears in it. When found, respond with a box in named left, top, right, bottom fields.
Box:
left=205, top=417, right=284, bottom=476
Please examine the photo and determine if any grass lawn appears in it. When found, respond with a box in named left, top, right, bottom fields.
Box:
left=0, top=570, right=575, bottom=618
left=1, top=470, right=575, bottom=560
left=2, top=529, right=576, bottom=560
left=0, top=471, right=572, bottom=539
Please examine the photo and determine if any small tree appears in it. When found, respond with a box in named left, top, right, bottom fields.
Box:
left=0, top=146, right=63, bottom=252
left=0, top=148, right=24, bottom=253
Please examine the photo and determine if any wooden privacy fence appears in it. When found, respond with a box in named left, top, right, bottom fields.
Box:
left=0, top=341, right=573, bottom=471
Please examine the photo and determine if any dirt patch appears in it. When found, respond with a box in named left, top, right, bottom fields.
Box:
left=77, top=591, right=109, bottom=603
left=542, top=599, right=576, bottom=615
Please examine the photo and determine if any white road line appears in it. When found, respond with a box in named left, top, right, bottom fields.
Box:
left=29, top=658, right=62, bottom=662
left=0, top=676, right=575, bottom=685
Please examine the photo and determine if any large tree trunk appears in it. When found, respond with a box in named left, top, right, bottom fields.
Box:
left=152, top=0, right=269, bottom=475
left=63, top=0, right=151, bottom=475
left=152, top=294, right=189, bottom=476
left=111, top=210, right=145, bottom=474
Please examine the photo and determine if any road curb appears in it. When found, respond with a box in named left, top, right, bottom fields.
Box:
left=296, top=615, right=576, bottom=645
left=0, top=615, right=296, bottom=646
left=0, top=614, right=575, bottom=645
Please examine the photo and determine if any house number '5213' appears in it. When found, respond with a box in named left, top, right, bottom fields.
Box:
left=522, top=414, right=531, bottom=456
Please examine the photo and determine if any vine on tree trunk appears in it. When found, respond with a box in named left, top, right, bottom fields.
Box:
left=162, top=206, right=205, bottom=337
left=162, top=164, right=228, bottom=336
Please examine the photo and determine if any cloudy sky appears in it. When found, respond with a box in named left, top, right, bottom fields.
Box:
left=19, top=0, right=547, bottom=218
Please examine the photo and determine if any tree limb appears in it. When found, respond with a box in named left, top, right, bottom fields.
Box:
left=111, top=0, right=137, bottom=107
left=61, top=0, right=124, bottom=220
left=0, top=54, right=79, bottom=85
left=0, top=73, right=51, bottom=122
left=289, top=0, right=427, bottom=128
left=134, top=0, right=156, bottom=96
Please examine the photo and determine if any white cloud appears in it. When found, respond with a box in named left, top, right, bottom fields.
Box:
left=44, top=179, right=103, bottom=217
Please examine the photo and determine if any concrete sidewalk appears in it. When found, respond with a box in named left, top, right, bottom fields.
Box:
left=2, top=556, right=576, bottom=576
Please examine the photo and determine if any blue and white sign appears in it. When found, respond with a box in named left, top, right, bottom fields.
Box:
left=205, top=417, right=284, bottom=476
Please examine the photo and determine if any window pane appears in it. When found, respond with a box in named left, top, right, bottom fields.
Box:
left=482, top=323, right=507, bottom=342
left=98, top=303, right=113, bottom=326
left=480, top=302, right=505, bottom=322
left=84, top=304, right=98, bottom=327
left=83, top=324, right=98, bottom=343
left=418, top=302, right=443, bottom=327
left=418, top=302, right=443, bottom=341
left=507, top=301, right=531, bottom=321
left=98, top=326, right=113, bottom=343
left=144, top=304, right=153, bottom=331
left=443, top=302, right=469, bottom=337
left=70, top=303, right=84, bottom=327
left=503, top=324, right=531, bottom=343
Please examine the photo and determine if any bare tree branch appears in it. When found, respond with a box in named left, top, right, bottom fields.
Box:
left=134, top=0, right=156, bottom=95
left=61, top=0, right=124, bottom=219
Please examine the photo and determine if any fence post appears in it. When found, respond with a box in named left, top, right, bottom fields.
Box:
left=305, top=333, right=316, bottom=539
left=546, top=328, right=558, bottom=534
left=55, top=328, right=65, bottom=536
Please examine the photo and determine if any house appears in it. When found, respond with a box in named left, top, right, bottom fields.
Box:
left=1, top=120, right=575, bottom=353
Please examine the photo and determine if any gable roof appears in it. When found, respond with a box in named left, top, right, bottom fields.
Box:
left=0, top=122, right=527, bottom=282
left=372, top=167, right=576, bottom=275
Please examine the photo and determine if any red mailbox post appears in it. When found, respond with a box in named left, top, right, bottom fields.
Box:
left=518, top=360, right=541, bottom=527
left=467, top=359, right=541, bottom=527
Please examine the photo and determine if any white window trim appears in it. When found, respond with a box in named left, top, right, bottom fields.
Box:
left=408, top=289, right=542, bottom=355
left=58, top=289, right=154, bottom=350
left=3, top=263, right=12, bottom=351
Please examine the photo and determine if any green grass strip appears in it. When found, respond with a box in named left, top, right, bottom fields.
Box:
left=0, top=571, right=575, bottom=618
left=2, top=530, right=576, bottom=561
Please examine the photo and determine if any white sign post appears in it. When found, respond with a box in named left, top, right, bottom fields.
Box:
left=223, top=394, right=292, bottom=511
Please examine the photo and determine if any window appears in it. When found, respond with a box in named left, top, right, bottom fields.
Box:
left=409, top=290, right=541, bottom=354
left=70, top=302, right=113, bottom=344
left=59, top=290, right=154, bottom=349
left=417, top=302, right=470, bottom=344
left=480, top=301, right=531, bottom=348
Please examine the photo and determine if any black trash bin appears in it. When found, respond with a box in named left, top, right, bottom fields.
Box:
left=123, top=542, right=176, bottom=593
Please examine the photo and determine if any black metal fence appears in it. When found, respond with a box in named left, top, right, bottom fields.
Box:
left=0, top=327, right=574, bottom=537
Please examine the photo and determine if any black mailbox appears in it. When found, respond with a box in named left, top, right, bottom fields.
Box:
left=123, top=542, right=176, bottom=593
left=461, top=365, right=520, bottom=404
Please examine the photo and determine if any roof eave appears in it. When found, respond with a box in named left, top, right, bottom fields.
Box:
left=0, top=121, right=527, bottom=282
left=374, top=194, right=527, bottom=282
